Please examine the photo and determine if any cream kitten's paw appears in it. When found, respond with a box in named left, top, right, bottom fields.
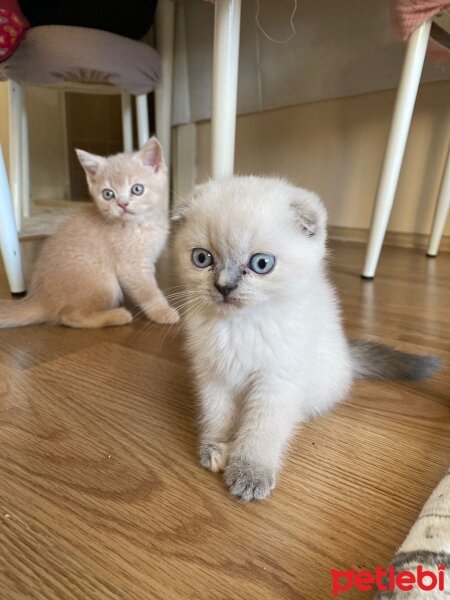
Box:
left=112, top=308, right=133, bottom=325
left=147, top=306, right=180, bottom=325
left=199, top=442, right=229, bottom=473
left=225, top=460, right=276, bottom=502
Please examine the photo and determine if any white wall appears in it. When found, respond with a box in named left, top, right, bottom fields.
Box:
left=0, top=82, right=68, bottom=202
left=173, top=0, right=450, bottom=125
left=26, top=87, right=69, bottom=200
left=195, top=80, right=450, bottom=236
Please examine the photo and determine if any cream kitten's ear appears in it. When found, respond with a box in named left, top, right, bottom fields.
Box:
left=136, top=137, right=165, bottom=172
left=75, top=149, right=105, bottom=179
left=290, top=190, right=327, bottom=237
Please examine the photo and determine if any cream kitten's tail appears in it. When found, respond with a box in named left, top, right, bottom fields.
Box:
left=350, top=340, right=442, bottom=381
left=0, top=296, right=46, bottom=328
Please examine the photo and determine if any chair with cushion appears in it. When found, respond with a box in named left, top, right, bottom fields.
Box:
left=2, top=24, right=161, bottom=219
left=0, top=0, right=176, bottom=294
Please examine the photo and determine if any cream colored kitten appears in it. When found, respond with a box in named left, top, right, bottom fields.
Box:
left=0, top=137, right=178, bottom=329
left=174, top=176, right=440, bottom=502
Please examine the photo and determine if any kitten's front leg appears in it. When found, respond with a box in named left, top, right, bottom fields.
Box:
left=120, top=270, right=179, bottom=324
left=225, top=381, right=299, bottom=501
left=197, top=380, right=236, bottom=473
left=142, top=282, right=179, bottom=324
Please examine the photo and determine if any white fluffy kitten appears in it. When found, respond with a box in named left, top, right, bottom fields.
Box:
left=174, top=176, right=440, bottom=502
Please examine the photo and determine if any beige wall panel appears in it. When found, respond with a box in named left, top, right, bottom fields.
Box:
left=196, top=80, right=450, bottom=236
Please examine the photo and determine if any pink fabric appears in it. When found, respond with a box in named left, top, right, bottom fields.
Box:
left=391, top=0, right=450, bottom=61
left=0, top=0, right=29, bottom=62
left=391, top=0, right=449, bottom=39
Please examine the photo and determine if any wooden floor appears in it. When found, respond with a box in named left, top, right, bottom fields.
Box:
left=0, top=239, right=449, bottom=600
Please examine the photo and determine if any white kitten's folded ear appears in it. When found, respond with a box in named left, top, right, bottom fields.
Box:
left=290, top=190, right=327, bottom=237
left=75, top=149, right=105, bottom=178
left=136, top=136, right=165, bottom=171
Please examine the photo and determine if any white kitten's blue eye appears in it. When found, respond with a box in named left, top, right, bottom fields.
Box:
left=192, top=248, right=213, bottom=268
left=249, top=253, right=276, bottom=274
left=102, top=188, right=115, bottom=201
left=131, top=183, right=144, bottom=196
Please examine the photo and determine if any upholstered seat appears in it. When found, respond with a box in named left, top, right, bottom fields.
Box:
left=0, top=25, right=160, bottom=95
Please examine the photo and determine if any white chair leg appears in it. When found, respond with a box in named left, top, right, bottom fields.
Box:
left=21, top=87, right=30, bottom=218
left=427, top=145, right=450, bottom=257
left=0, top=144, right=25, bottom=294
left=135, top=95, right=150, bottom=148
left=211, top=0, right=242, bottom=180
left=121, top=93, right=134, bottom=153
left=155, top=0, right=175, bottom=177
left=7, top=80, right=23, bottom=230
left=362, top=20, right=431, bottom=279
left=59, top=89, right=72, bottom=199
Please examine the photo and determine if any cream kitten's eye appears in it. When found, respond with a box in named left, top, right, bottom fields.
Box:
left=102, top=189, right=115, bottom=201
left=131, top=183, right=145, bottom=196
left=249, top=253, right=276, bottom=274
left=192, top=248, right=213, bottom=268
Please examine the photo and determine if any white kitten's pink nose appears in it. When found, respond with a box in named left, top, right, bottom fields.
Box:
left=118, top=200, right=129, bottom=210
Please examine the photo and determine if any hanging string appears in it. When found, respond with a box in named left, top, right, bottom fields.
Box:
left=255, top=0, right=298, bottom=44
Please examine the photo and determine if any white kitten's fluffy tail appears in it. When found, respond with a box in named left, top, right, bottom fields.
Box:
left=349, top=340, right=442, bottom=381
left=0, top=296, right=47, bottom=328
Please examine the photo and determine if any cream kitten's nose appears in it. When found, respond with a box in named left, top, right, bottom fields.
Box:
left=118, top=199, right=129, bottom=210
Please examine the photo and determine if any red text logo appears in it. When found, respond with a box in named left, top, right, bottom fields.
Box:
left=330, top=564, right=445, bottom=596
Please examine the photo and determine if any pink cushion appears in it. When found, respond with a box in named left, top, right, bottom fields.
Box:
left=0, top=0, right=29, bottom=62
left=391, top=0, right=450, bottom=61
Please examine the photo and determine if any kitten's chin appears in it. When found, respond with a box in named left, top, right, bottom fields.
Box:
left=116, top=211, right=146, bottom=225
left=211, top=296, right=244, bottom=312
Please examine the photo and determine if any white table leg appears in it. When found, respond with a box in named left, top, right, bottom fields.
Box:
left=21, top=87, right=30, bottom=218
left=427, top=145, right=450, bottom=257
left=8, top=80, right=23, bottom=230
left=0, top=144, right=25, bottom=294
left=362, top=20, right=431, bottom=279
left=155, top=0, right=175, bottom=174
left=121, top=93, right=134, bottom=153
left=136, top=95, right=150, bottom=148
left=211, top=0, right=242, bottom=180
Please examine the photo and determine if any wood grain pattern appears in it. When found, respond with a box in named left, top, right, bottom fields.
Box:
left=0, top=240, right=449, bottom=600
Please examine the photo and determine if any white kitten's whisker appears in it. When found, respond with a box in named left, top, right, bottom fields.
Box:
left=159, top=298, right=203, bottom=345
left=170, top=296, right=203, bottom=313
left=142, top=289, right=194, bottom=303
left=139, top=296, right=204, bottom=346
left=161, top=284, right=189, bottom=292
left=132, top=312, right=164, bottom=340
left=162, top=291, right=196, bottom=301
left=131, top=293, right=200, bottom=334
left=168, top=187, right=190, bottom=207
left=158, top=302, right=197, bottom=346
left=133, top=295, right=202, bottom=342
left=133, top=291, right=195, bottom=318
left=181, top=298, right=207, bottom=328
left=132, top=297, right=193, bottom=322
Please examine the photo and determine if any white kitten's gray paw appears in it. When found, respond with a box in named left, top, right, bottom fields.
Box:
left=199, top=441, right=229, bottom=473
left=225, top=460, right=276, bottom=501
